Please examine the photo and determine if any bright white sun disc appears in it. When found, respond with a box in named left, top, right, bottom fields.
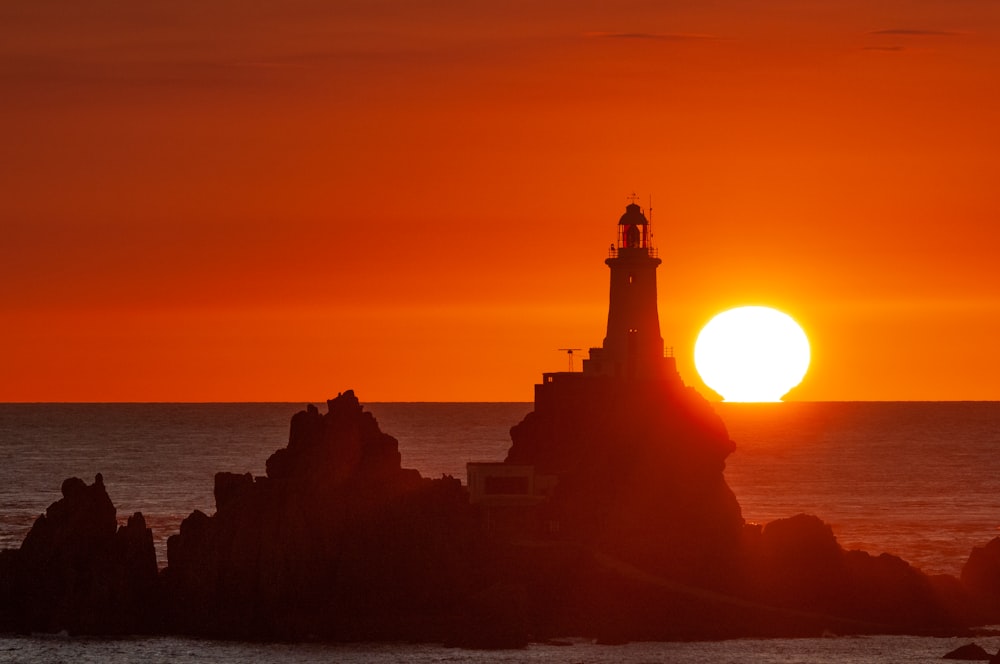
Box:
left=694, top=306, right=810, bottom=402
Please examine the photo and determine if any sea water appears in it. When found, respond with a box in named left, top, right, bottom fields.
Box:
left=2, top=633, right=1000, bottom=663
left=1, top=401, right=999, bottom=661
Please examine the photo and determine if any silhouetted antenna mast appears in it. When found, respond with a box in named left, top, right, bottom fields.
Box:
left=648, top=194, right=653, bottom=243
left=557, top=348, right=582, bottom=372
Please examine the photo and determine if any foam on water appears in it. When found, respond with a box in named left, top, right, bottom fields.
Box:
left=1, top=634, right=998, bottom=663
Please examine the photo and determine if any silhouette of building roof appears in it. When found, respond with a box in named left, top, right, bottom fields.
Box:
left=618, top=202, right=648, bottom=226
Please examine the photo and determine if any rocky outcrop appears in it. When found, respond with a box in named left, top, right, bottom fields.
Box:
left=943, top=642, right=993, bottom=660
left=506, top=376, right=743, bottom=588
left=739, top=514, right=962, bottom=634
left=161, top=390, right=478, bottom=641
left=961, top=536, right=1000, bottom=622
left=499, top=370, right=982, bottom=638
left=0, top=474, right=159, bottom=634
left=2, top=389, right=995, bottom=643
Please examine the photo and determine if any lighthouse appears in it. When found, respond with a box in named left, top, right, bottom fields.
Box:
left=476, top=198, right=738, bottom=558
left=492, top=198, right=739, bottom=568
left=581, top=202, right=674, bottom=379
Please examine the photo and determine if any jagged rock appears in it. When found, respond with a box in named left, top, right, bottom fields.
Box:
left=23, top=474, right=118, bottom=557
left=963, top=537, right=1000, bottom=591
left=214, top=472, right=253, bottom=511
left=943, top=642, right=992, bottom=660
left=113, top=512, right=160, bottom=629
left=738, top=513, right=961, bottom=632
left=962, top=537, right=1000, bottom=621
left=2, top=388, right=986, bottom=642
left=0, top=474, right=158, bottom=635
left=840, top=549, right=956, bottom=629
left=263, top=391, right=404, bottom=486
left=744, top=514, right=843, bottom=608
left=163, top=390, right=476, bottom=640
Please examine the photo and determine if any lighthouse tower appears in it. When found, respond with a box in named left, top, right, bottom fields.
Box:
left=581, top=202, right=674, bottom=379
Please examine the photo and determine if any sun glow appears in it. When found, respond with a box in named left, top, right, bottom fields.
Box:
left=694, top=306, right=811, bottom=402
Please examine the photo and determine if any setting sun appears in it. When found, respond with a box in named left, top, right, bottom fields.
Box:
left=694, top=306, right=810, bottom=402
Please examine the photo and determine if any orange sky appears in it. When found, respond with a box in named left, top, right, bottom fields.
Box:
left=2, top=1, right=999, bottom=402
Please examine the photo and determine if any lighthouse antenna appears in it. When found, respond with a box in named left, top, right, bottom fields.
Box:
left=648, top=194, right=653, bottom=244
left=557, top=348, right=583, bottom=372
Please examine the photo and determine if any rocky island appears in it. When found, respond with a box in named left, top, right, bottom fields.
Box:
left=3, top=203, right=1000, bottom=645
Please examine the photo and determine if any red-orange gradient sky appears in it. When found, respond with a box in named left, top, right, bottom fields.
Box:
left=2, top=1, right=999, bottom=402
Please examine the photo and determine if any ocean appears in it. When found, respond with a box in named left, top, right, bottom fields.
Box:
left=1, top=400, right=999, bottom=662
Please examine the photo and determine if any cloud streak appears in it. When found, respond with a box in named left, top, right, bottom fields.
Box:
left=583, top=31, right=717, bottom=42
left=870, top=29, right=963, bottom=37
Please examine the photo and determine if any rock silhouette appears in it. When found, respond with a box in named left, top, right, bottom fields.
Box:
left=162, top=391, right=477, bottom=641
left=943, top=642, right=993, bottom=660
left=1, top=391, right=998, bottom=643
left=961, top=536, right=1000, bottom=622
left=506, top=377, right=743, bottom=589
left=0, top=474, right=158, bottom=634
left=739, top=514, right=960, bottom=633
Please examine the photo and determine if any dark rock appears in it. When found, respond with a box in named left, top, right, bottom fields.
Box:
left=963, top=537, right=1000, bottom=591
left=23, top=473, right=118, bottom=557
left=734, top=514, right=965, bottom=634
left=0, top=474, right=159, bottom=635
left=0, top=548, right=23, bottom=630
left=163, top=391, right=476, bottom=640
left=113, top=512, right=160, bottom=629
left=962, top=537, right=1000, bottom=621
left=506, top=376, right=743, bottom=588
left=3, top=388, right=984, bottom=642
left=742, top=514, right=844, bottom=613
left=840, top=549, right=955, bottom=630
left=943, top=642, right=992, bottom=660
left=498, top=375, right=962, bottom=637
left=263, top=390, right=404, bottom=487
left=214, top=472, right=253, bottom=511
